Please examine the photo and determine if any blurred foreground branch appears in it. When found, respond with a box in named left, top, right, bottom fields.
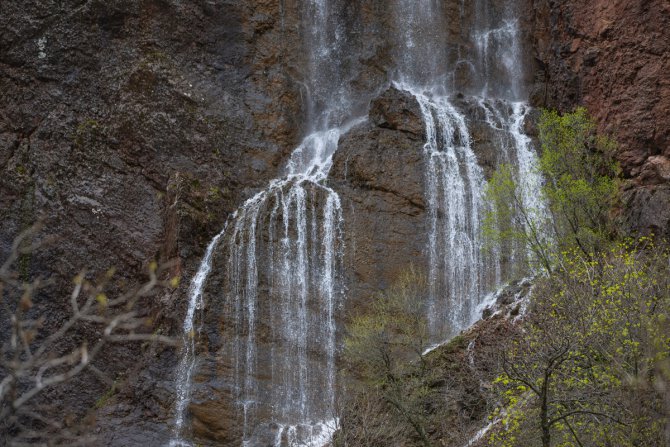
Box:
left=0, top=224, right=179, bottom=446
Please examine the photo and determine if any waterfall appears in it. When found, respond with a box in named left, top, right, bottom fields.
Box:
left=393, top=0, right=545, bottom=340
left=170, top=229, right=227, bottom=447
left=169, top=0, right=360, bottom=444
left=169, top=120, right=359, bottom=446
left=170, top=0, right=547, bottom=444
left=393, top=0, right=450, bottom=89
left=226, top=172, right=344, bottom=447
left=405, top=91, right=546, bottom=342
left=221, top=121, right=366, bottom=446
left=415, top=93, right=490, bottom=337
left=478, top=99, right=548, bottom=263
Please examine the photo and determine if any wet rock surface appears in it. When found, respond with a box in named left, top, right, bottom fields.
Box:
left=368, top=87, right=426, bottom=136
left=0, top=0, right=668, bottom=445
left=330, top=85, right=528, bottom=330
left=331, top=88, right=428, bottom=308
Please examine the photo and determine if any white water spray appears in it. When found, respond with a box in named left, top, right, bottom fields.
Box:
left=392, top=0, right=546, bottom=340
left=169, top=116, right=360, bottom=446
left=170, top=228, right=227, bottom=447
left=413, top=90, right=490, bottom=337
left=169, top=0, right=362, bottom=442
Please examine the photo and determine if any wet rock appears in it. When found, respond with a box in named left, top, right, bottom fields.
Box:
left=476, top=277, right=534, bottom=321
left=330, top=88, right=428, bottom=307
left=638, top=155, right=670, bottom=186
left=369, top=87, right=425, bottom=136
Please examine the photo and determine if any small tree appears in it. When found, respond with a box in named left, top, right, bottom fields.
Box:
left=484, top=164, right=553, bottom=273
left=490, top=241, right=670, bottom=447
left=485, top=107, right=621, bottom=273
left=341, top=268, right=434, bottom=447
left=538, top=107, right=620, bottom=257
left=484, top=107, right=668, bottom=446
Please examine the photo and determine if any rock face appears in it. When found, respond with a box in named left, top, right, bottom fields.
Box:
left=331, top=87, right=428, bottom=304
left=1, top=0, right=668, bottom=445
left=0, top=0, right=306, bottom=444
left=531, top=0, right=670, bottom=236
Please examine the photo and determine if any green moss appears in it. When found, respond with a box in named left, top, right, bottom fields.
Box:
left=74, top=118, right=103, bottom=148
left=94, top=381, right=118, bottom=409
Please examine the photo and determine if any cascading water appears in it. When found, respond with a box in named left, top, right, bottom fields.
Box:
left=171, top=0, right=547, bottom=444
left=170, top=230, right=227, bottom=447
left=477, top=98, right=548, bottom=265
left=221, top=121, right=362, bottom=447
left=415, top=93, right=490, bottom=337
left=170, top=131, right=350, bottom=447
left=393, top=0, right=546, bottom=340
left=169, top=0, right=360, bottom=445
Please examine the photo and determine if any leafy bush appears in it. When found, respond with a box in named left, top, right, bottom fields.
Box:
left=341, top=268, right=434, bottom=446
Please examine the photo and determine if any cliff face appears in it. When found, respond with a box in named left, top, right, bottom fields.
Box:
left=1, top=0, right=668, bottom=445
left=1, top=0, right=306, bottom=443
left=0, top=0, right=306, bottom=313
left=532, top=0, right=670, bottom=237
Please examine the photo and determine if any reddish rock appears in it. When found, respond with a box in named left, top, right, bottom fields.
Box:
left=532, top=0, right=670, bottom=236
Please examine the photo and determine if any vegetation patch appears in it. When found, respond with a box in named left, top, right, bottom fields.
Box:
left=337, top=108, right=669, bottom=446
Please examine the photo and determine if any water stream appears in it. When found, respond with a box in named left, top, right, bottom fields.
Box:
left=170, top=0, right=358, bottom=444
left=416, top=92, right=489, bottom=337
left=170, top=229, right=227, bottom=447
left=169, top=116, right=363, bottom=445
left=393, top=0, right=544, bottom=340
left=170, top=0, right=545, bottom=444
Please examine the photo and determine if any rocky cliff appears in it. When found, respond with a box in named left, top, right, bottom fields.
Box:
left=0, top=0, right=668, bottom=445
left=1, top=0, right=306, bottom=443
left=532, top=0, right=670, bottom=237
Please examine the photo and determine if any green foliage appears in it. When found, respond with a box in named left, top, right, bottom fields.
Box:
left=538, top=107, right=620, bottom=256
left=484, top=164, right=552, bottom=273
left=344, top=267, right=430, bottom=384
left=342, top=267, right=434, bottom=447
left=484, top=106, right=668, bottom=446
left=485, top=107, right=621, bottom=273
left=490, top=240, right=670, bottom=447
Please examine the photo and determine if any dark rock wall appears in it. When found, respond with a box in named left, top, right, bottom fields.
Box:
left=0, top=0, right=307, bottom=315
left=0, top=0, right=306, bottom=442
left=331, top=87, right=428, bottom=306
left=531, top=0, right=670, bottom=237
left=1, top=0, right=668, bottom=445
